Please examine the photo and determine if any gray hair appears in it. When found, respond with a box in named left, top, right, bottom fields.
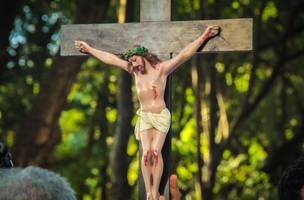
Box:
left=0, top=166, right=76, bottom=200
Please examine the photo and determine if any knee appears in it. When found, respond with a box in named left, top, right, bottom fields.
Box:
left=142, top=149, right=150, bottom=166
left=151, top=149, right=161, bottom=165
left=143, top=149, right=150, bottom=158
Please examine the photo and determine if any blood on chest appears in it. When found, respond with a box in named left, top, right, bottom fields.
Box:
left=152, top=85, right=158, bottom=99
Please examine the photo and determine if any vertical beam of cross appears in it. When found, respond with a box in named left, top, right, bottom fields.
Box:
left=138, top=0, right=172, bottom=199
left=140, top=0, right=171, bottom=22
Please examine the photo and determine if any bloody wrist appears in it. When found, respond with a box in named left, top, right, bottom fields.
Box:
left=202, top=30, right=215, bottom=40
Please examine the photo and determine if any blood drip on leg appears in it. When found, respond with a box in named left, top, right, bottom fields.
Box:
left=144, top=152, right=148, bottom=166
left=150, top=175, right=153, bottom=186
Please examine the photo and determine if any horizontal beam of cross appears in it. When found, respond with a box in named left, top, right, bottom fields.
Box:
left=60, top=18, right=253, bottom=57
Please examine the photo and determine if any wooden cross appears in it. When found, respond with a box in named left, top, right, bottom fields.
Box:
left=60, top=0, right=253, bottom=199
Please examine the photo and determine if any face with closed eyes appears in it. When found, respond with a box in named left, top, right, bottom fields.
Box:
left=128, top=55, right=145, bottom=72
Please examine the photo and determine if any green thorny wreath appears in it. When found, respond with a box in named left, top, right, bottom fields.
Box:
left=122, top=46, right=149, bottom=60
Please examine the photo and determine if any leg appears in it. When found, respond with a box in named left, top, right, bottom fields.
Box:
left=140, top=129, right=153, bottom=200
left=151, top=129, right=167, bottom=199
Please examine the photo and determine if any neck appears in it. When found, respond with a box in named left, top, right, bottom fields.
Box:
left=144, top=57, right=161, bottom=69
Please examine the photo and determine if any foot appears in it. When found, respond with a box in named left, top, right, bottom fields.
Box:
left=146, top=192, right=153, bottom=200
left=152, top=191, right=160, bottom=200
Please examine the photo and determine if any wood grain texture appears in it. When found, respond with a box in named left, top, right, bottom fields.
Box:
left=140, top=0, right=171, bottom=22
left=61, top=18, right=253, bottom=56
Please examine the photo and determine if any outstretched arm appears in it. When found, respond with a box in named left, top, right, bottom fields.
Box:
left=75, top=41, right=130, bottom=73
left=161, top=25, right=220, bottom=75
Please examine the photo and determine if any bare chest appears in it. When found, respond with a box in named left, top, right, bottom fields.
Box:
left=134, top=68, right=166, bottom=90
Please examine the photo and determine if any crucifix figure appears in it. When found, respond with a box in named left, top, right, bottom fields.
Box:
left=61, top=0, right=252, bottom=199
left=74, top=25, right=220, bottom=200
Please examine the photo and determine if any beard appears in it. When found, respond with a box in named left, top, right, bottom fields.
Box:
left=137, top=64, right=145, bottom=73
left=129, top=56, right=146, bottom=74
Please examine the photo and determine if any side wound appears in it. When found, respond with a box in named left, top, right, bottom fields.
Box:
left=152, top=86, right=158, bottom=99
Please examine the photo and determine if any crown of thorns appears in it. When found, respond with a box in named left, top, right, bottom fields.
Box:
left=122, top=46, right=149, bottom=60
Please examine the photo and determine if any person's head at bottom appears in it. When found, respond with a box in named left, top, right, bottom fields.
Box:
left=0, top=166, right=76, bottom=200
left=278, top=156, right=304, bottom=200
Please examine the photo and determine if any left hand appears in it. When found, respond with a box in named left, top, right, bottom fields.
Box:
left=203, top=25, right=220, bottom=39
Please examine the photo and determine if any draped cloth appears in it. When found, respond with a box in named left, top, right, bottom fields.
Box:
left=134, top=108, right=171, bottom=141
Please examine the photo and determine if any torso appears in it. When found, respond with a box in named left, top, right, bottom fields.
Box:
left=132, top=59, right=167, bottom=113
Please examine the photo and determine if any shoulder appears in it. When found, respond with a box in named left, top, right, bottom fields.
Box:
left=159, top=60, right=175, bottom=76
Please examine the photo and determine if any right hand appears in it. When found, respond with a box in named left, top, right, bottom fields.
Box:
left=74, top=40, right=91, bottom=53
left=203, top=25, right=220, bottom=39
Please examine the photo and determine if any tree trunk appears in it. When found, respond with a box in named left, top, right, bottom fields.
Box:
left=191, top=57, right=204, bottom=198
left=12, top=0, right=111, bottom=166
left=203, top=56, right=218, bottom=200
left=97, top=73, right=111, bottom=200
left=110, top=70, right=133, bottom=199
left=110, top=1, right=135, bottom=199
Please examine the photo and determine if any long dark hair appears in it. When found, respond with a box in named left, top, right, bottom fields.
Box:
left=145, top=53, right=162, bottom=68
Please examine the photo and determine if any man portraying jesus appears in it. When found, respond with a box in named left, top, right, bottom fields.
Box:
left=75, top=25, right=220, bottom=200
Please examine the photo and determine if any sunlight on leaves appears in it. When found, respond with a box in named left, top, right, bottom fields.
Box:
left=262, top=2, right=278, bottom=21
left=185, top=88, right=195, bottom=103
left=232, top=1, right=240, bottom=9
left=215, top=62, right=225, bottom=73
left=180, top=118, right=195, bottom=143
left=106, top=107, right=117, bottom=123
left=225, top=72, right=233, bottom=86
left=285, top=129, right=294, bottom=140
left=127, top=154, right=139, bottom=185
left=177, top=165, right=193, bottom=180
left=248, top=139, right=267, bottom=168
left=234, top=73, right=250, bottom=92
left=127, top=136, right=138, bottom=156
left=60, top=109, right=84, bottom=133
left=33, top=82, right=40, bottom=95
left=234, top=63, right=251, bottom=93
